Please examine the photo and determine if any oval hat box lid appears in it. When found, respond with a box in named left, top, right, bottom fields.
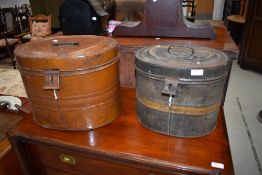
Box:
left=15, top=35, right=118, bottom=71
left=135, top=45, right=229, bottom=80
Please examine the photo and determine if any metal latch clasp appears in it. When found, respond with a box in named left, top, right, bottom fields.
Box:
left=161, top=78, right=179, bottom=107
left=161, top=78, right=179, bottom=96
left=43, top=69, right=60, bottom=90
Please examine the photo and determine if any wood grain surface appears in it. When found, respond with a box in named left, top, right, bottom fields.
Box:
left=0, top=112, right=23, bottom=142
left=114, top=25, right=238, bottom=52
left=8, top=88, right=234, bottom=175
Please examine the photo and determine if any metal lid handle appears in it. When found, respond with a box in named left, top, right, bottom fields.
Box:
left=168, top=45, right=194, bottom=58
left=51, top=42, right=79, bottom=47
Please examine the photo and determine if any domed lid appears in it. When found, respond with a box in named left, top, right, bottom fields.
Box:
left=15, top=35, right=118, bottom=70
left=135, top=45, right=229, bottom=80
left=136, top=45, right=228, bottom=68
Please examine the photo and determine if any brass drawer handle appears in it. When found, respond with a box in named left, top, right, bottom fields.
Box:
left=60, top=154, right=76, bottom=165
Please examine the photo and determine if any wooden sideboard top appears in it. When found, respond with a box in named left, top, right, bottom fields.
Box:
left=8, top=88, right=234, bottom=175
left=50, top=23, right=238, bottom=54
left=113, top=24, right=239, bottom=54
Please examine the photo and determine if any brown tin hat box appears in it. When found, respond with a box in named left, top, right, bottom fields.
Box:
left=15, top=35, right=120, bottom=130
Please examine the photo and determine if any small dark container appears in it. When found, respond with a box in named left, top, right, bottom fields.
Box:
left=135, top=45, right=229, bottom=138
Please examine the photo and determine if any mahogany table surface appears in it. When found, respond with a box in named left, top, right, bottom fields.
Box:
left=113, top=24, right=239, bottom=54
left=51, top=24, right=238, bottom=54
left=8, top=88, right=234, bottom=175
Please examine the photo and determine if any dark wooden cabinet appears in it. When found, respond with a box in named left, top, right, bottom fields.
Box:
left=238, top=0, right=262, bottom=70
left=8, top=88, right=234, bottom=175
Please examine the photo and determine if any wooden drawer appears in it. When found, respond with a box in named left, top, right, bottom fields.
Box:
left=45, top=168, right=76, bottom=175
left=28, top=143, right=169, bottom=175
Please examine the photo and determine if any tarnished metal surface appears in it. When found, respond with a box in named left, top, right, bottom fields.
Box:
left=135, top=45, right=229, bottom=137
left=15, top=36, right=120, bottom=130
